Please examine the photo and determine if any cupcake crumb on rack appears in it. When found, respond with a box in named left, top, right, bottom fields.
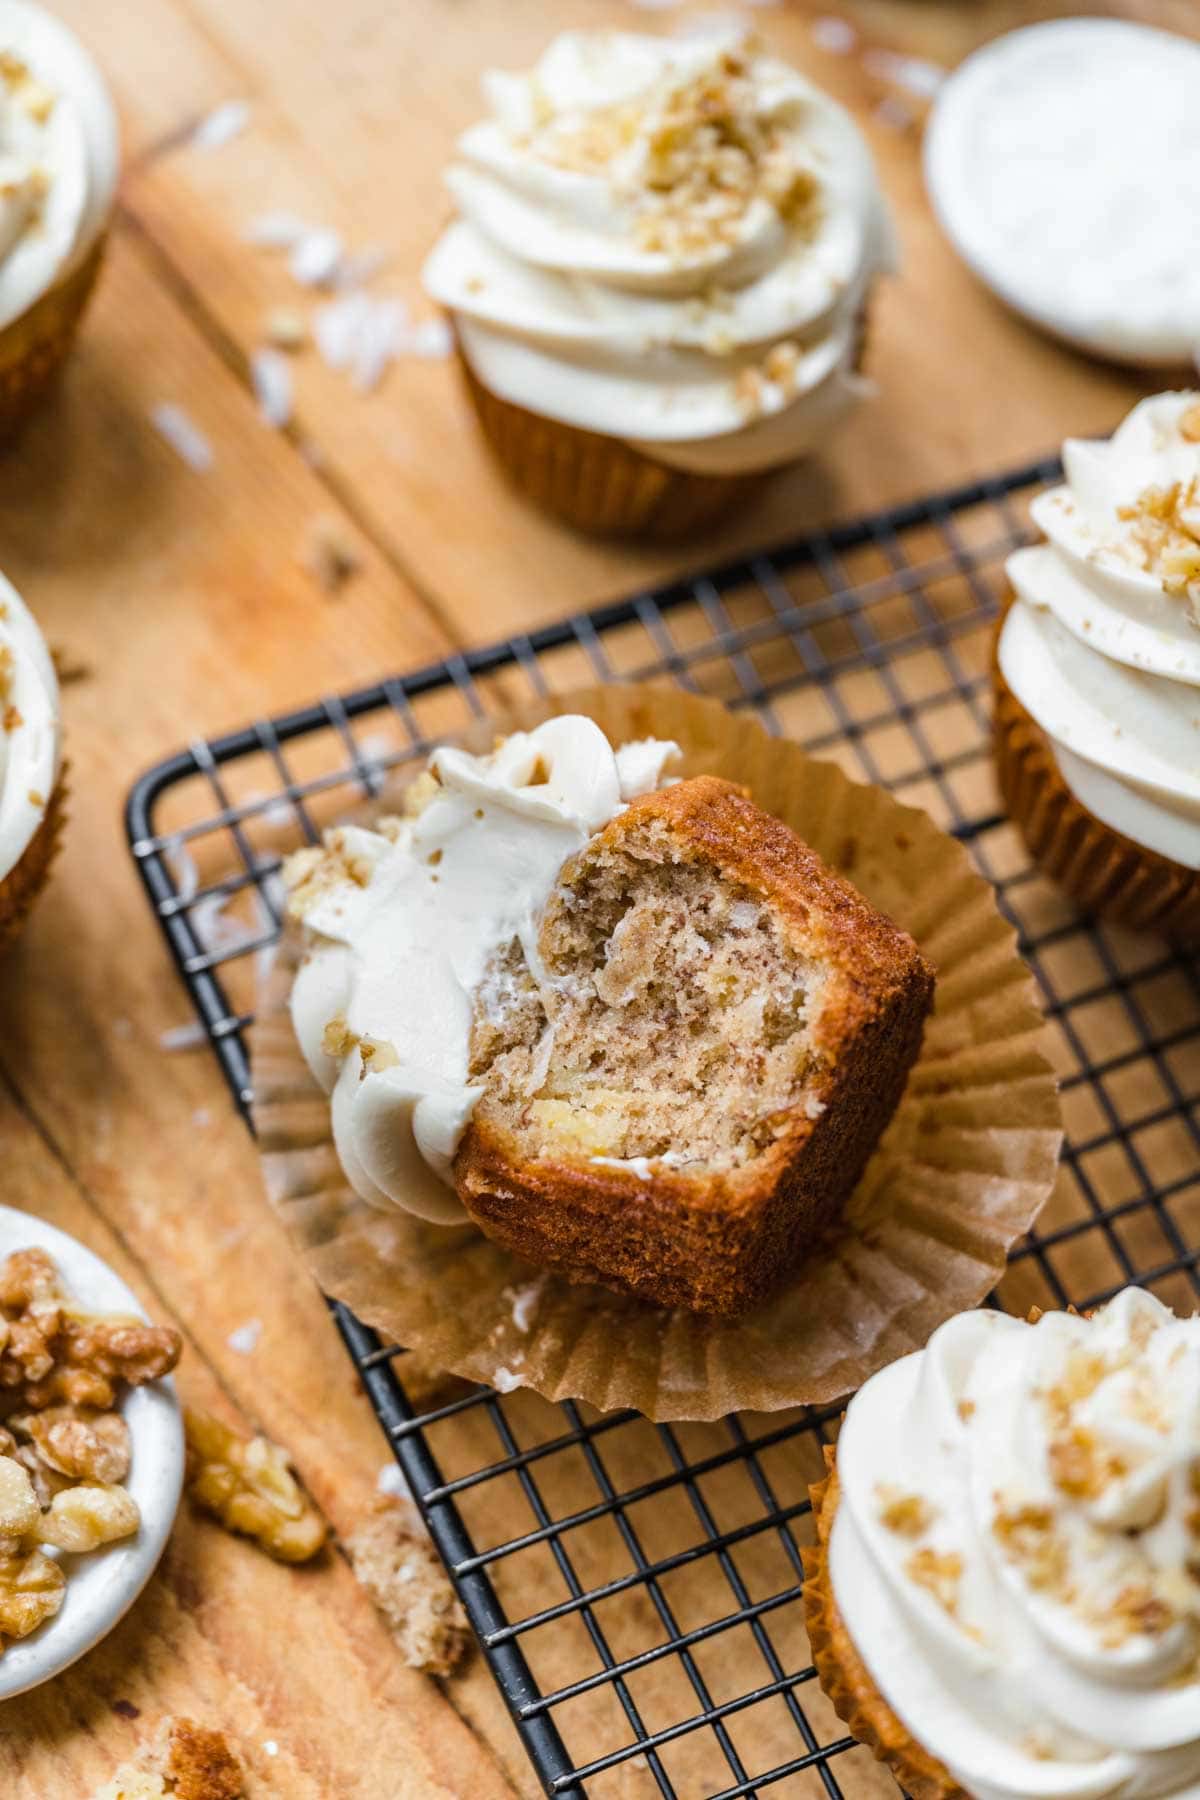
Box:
left=300, top=515, right=361, bottom=595
left=345, top=1497, right=469, bottom=1676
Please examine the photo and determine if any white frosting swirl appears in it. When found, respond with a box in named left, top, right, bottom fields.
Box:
left=0, top=1, right=118, bottom=334
left=830, top=1289, right=1200, bottom=1800
left=423, top=28, right=894, bottom=477
left=999, top=393, right=1200, bottom=870
left=286, top=719, right=679, bottom=1225
left=0, top=568, right=59, bottom=884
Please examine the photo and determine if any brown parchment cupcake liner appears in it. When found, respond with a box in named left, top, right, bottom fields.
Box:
left=457, top=346, right=765, bottom=540
left=993, top=614, right=1200, bottom=943
left=454, top=302, right=872, bottom=542
left=803, top=1450, right=965, bottom=1800
left=0, top=770, right=67, bottom=956
left=0, top=235, right=107, bottom=444
left=252, top=684, right=1061, bottom=1422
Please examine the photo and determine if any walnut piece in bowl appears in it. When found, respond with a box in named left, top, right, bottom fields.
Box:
left=0, top=1206, right=184, bottom=1699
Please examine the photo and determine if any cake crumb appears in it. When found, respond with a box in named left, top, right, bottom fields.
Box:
left=302, top=515, right=362, bottom=595
left=91, top=1717, right=245, bottom=1799
left=345, top=1498, right=469, bottom=1675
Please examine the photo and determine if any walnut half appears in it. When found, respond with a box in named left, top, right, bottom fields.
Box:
left=185, top=1409, right=327, bottom=1564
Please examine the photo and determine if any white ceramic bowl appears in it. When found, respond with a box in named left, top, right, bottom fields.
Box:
left=924, top=18, right=1200, bottom=369
left=0, top=1205, right=184, bottom=1700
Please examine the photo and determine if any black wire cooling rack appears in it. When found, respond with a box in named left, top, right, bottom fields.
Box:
left=126, top=459, right=1200, bottom=1800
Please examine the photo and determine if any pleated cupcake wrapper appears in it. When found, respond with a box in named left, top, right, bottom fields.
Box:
left=0, top=234, right=107, bottom=443
left=993, top=642, right=1200, bottom=943
left=0, top=769, right=67, bottom=956
left=803, top=1452, right=966, bottom=1800
left=457, top=346, right=764, bottom=541
left=252, top=684, right=1061, bottom=1422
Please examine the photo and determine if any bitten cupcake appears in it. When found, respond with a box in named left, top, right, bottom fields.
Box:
left=995, top=393, right=1200, bottom=940
left=0, top=570, right=63, bottom=950
left=423, top=27, right=893, bottom=539
left=283, top=715, right=933, bottom=1316
left=0, top=1, right=118, bottom=439
left=806, top=1288, right=1200, bottom=1800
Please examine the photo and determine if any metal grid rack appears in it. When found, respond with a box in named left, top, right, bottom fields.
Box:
left=126, top=460, right=1200, bottom=1800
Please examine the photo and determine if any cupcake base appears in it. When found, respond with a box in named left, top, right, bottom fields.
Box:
left=993, top=621, right=1200, bottom=942
left=0, top=774, right=67, bottom=955
left=803, top=1449, right=966, bottom=1800
left=457, top=345, right=766, bottom=541
left=0, top=237, right=107, bottom=444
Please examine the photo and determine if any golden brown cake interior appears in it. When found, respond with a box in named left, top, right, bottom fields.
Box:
left=470, top=827, right=827, bottom=1174
left=457, top=776, right=934, bottom=1315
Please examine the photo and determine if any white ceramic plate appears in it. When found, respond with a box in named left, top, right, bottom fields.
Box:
left=924, top=18, right=1200, bottom=369
left=0, top=1206, right=184, bottom=1700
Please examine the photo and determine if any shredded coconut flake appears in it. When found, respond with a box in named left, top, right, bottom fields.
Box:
left=190, top=98, right=251, bottom=150
left=862, top=48, right=946, bottom=98
left=509, top=1280, right=543, bottom=1334
left=873, top=94, right=915, bottom=132
left=244, top=210, right=310, bottom=249
left=811, top=16, right=857, bottom=53
left=289, top=227, right=343, bottom=288
left=337, top=244, right=390, bottom=290
left=150, top=403, right=214, bottom=472
left=159, top=1019, right=207, bottom=1053
left=404, top=316, right=453, bottom=359
left=226, top=1318, right=263, bottom=1355
left=492, top=1363, right=525, bottom=1394
left=251, top=346, right=294, bottom=428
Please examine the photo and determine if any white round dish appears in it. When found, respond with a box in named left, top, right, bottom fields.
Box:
left=0, top=1205, right=183, bottom=1701
left=923, top=18, right=1200, bottom=369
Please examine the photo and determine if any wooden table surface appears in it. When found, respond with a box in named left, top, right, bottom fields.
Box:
left=0, top=1, right=1191, bottom=1794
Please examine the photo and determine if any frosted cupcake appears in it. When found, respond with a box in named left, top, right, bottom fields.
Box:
left=0, top=1, right=118, bottom=439
left=423, top=28, right=893, bottom=539
left=0, top=571, right=62, bottom=950
left=806, top=1288, right=1200, bottom=1800
left=995, top=394, right=1200, bottom=940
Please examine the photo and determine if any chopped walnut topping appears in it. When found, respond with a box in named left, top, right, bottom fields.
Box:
left=957, top=1399, right=976, bottom=1423
left=1117, top=478, right=1200, bottom=616
left=321, top=1014, right=359, bottom=1060
left=1047, top=1426, right=1127, bottom=1501
left=876, top=1484, right=936, bottom=1537
left=345, top=1498, right=470, bottom=1676
left=1179, top=402, right=1200, bottom=444
left=992, top=1504, right=1072, bottom=1597
left=532, top=45, right=819, bottom=264
left=1099, top=1584, right=1177, bottom=1649
left=904, top=1546, right=963, bottom=1614
left=185, top=1408, right=327, bottom=1564
left=0, top=1247, right=179, bottom=1655
left=284, top=827, right=377, bottom=918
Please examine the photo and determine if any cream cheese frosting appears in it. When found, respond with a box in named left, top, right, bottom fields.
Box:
left=423, top=28, right=894, bottom=477
left=0, top=569, right=59, bottom=884
left=999, top=394, right=1200, bottom=870
left=284, top=718, right=679, bottom=1225
left=0, top=1, right=118, bottom=334
left=829, top=1289, right=1200, bottom=1800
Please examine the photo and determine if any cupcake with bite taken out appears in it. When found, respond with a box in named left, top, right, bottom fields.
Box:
left=0, top=0, right=118, bottom=439
left=423, top=26, right=894, bottom=539
left=995, top=393, right=1200, bottom=941
left=805, top=1287, right=1200, bottom=1800
left=0, top=569, right=63, bottom=951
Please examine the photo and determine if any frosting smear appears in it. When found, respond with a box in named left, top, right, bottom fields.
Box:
left=285, top=718, right=679, bottom=1225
